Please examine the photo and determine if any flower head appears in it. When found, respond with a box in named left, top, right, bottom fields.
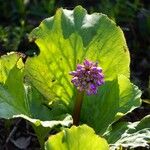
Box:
left=69, top=59, right=104, bottom=95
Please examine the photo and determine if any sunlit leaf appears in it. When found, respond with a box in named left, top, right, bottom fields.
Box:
left=115, top=75, right=142, bottom=120
left=80, top=79, right=119, bottom=134
left=80, top=75, right=141, bottom=134
left=104, top=115, right=150, bottom=149
left=25, top=6, right=130, bottom=104
left=45, top=124, right=109, bottom=150
left=24, top=6, right=141, bottom=135
left=0, top=53, right=72, bottom=128
left=0, top=52, right=21, bottom=84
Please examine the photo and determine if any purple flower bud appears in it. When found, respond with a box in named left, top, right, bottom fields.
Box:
left=69, top=59, right=104, bottom=95
left=77, top=64, right=83, bottom=70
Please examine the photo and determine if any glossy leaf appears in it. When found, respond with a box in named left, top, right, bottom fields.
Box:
left=80, top=75, right=141, bottom=134
left=0, top=53, right=72, bottom=128
left=115, top=75, right=142, bottom=120
left=0, top=52, right=21, bottom=84
left=45, top=124, right=109, bottom=150
left=104, top=115, right=150, bottom=149
left=25, top=6, right=130, bottom=103
left=24, top=6, right=141, bottom=135
left=80, top=79, right=119, bottom=134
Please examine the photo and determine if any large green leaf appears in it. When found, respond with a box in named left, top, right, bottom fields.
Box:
left=104, top=115, right=150, bottom=149
left=80, top=79, right=119, bottom=134
left=45, top=124, right=109, bottom=150
left=0, top=52, right=21, bottom=84
left=115, top=75, right=142, bottom=120
left=24, top=6, right=141, bottom=135
left=0, top=53, right=29, bottom=117
left=0, top=53, right=72, bottom=127
left=25, top=6, right=130, bottom=104
left=80, top=75, right=141, bottom=134
left=118, top=75, right=141, bottom=115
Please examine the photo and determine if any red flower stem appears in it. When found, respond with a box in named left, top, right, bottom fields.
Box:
left=72, top=91, right=84, bottom=125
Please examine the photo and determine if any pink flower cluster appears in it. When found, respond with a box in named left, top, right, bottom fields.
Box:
left=69, top=59, right=104, bottom=95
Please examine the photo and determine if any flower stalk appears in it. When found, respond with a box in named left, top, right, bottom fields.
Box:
left=72, top=91, right=84, bottom=125
left=70, top=59, right=104, bottom=125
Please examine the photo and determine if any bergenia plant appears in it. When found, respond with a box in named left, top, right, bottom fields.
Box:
left=0, top=6, right=150, bottom=150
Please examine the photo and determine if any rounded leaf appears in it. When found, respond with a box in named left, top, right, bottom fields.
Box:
left=45, top=124, right=109, bottom=150
left=25, top=6, right=130, bottom=103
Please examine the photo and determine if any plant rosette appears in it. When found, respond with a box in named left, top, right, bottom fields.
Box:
left=0, top=6, right=149, bottom=150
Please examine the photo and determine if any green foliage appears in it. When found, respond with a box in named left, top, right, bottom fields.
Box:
left=45, top=124, right=109, bottom=150
left=81, top=75, right=141, bottom=134
left=25, top=6, right=141, bottom=135
left=25, top=6, right=130, bottom=102
left=104, top=115, right=150, bottom=149
left=0, top=52, right=72, bottom=130
left=0, top=6, right=149, bottom=150
left=117, top=75, right=141, bottom=115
